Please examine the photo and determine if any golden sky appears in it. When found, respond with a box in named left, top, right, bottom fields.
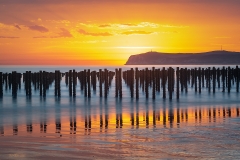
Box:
left=0, top=0, right=240, bottom=65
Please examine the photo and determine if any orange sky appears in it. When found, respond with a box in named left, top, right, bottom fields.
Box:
left=0, top=0, right=240, bottom=65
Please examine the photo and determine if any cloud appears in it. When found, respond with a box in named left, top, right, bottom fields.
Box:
left=28, top=25, right=49, bottom=33
left=0, top=36, right=19, bottom=38
left=57, top=28, right=72, bottom=37
left=98, top=24, right=111, bottom=28
left=160, top=24, right=189, bottom=28
left=78, top=29, right=112, bottom=36
left=33, top=28, right=73, bottom=38
left=46, top=20, right=71, bottom=24
left=97, top=22, right=159, bottom=29
left=33, top=36, right=48, bottom=38
left=121, top=30, right=154, bottom=35
left=14, top=25, right=21, bottom=30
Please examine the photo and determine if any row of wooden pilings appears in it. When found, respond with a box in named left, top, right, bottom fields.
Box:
left=0, top=66, right=239, bottom=99
left=65, top=69, right=115, bottom=98
left=123, top=66, right=240, bottom=100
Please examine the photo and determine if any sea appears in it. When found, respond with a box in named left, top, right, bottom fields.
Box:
left=0, top=65, right=240, bottom=159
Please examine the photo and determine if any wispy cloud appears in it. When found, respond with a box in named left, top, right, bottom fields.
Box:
left=0, top=36, right=19, bottom=39
left=57, top=28, right=73, bottom=38
left=98, top=22, right=159, bottom=29
left=33, top=36, right=48, bottom=38
left=160, top=24, right=189, bottom=28
left=33, top=28, right=73, bottom=38
left=14, top=24, right=21, bottom=30
left=28, top=25, right=49, bottom=33
left=78, top=29, right=112, bottom=36
left=121, top=30, right=154, bottom=35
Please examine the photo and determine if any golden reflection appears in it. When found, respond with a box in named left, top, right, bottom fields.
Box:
left=0, top=106, right=239, bottom=136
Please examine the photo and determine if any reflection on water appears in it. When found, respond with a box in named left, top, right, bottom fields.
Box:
left=0, top=98, right=239, bottom=136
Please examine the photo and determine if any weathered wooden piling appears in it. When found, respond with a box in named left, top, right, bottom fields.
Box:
left=69, top=70, right=72, bottom=96
left=12, top=71, right=17, bottom=98
left=104, top=69, right=108, bottom=98
left=119, top=68, right=122, bottom=98
left=99, top=69, right=102, bottom=97
left=184, top=68, right=188, bottom=93
left=135, top=68, right=139, bottom=100
left=228, top=66, right=231, bottom=93
left=198, top=67, right=201, bottom=93
left=213, top=67, right=216, bottom=93
left=145, top=68, right=149, bottom=99
left=202, top=68, right=205, bottom=88
left=87, top=69, right=91, bottom=98
left=194, top=68, right=197, bottom=92
left=207, top=67, right=211, bottom=93
left=152, top=67, right=156, bottom=100
left=162, top=67, right=166, bottom=99
left=115, top=69, right=118, bottom=98
left=0, top=72, right=2, bottom=97
left=222, top=67, right=225, bottom=92
left=176, top=67, right=180, bottom=99
left=236, top=66, right=239, bottom=93
left=130, top=68, right=134, bottom=98
left=73, top=70, right=76, bottom=97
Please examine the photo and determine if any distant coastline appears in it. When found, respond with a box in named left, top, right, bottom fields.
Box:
left=125, top=50, right=240, bottom=65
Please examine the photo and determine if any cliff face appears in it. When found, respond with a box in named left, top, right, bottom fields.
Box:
left=125, top=50, right=240, bottom=65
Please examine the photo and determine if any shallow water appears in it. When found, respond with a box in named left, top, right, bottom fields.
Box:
left=0, top=65, right=240, bottom=159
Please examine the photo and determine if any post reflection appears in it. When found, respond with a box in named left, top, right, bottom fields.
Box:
left=84, top=98, right=91, bottom=135
left=26, top=97, right=32, bottom=133
left=55, top=97, right=61, bottom=134
left=0, top=99, right=239, bottom=136
left=69, top=97, right=76, bottom=134
left=40, top=97, right=47, bottom=133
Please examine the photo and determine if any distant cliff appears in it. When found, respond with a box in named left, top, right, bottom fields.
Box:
left=125, top=50, right=240, bottom=65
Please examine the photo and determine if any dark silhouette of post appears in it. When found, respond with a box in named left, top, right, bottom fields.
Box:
left=176, top=67, right=180, bottom=99
left=236, top=66, right=239, bottom=93
left=0, top=72, right=2, bottom=98
left=136, top=68, right=139, bottom=100
left=162, top=67, right=166, bottom=99
left=99, top=69, right=102, bottom=97
left=87, top=69, right=91, bottom=98
left=152, top=67, right=156, bottom=100
left=145, top=68, right=149, bottom=99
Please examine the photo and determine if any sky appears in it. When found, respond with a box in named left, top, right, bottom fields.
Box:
left=0, top=0, right=240, bottom=65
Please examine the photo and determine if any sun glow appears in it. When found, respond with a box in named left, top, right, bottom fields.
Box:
left=0, top=1, right=240, bottom=65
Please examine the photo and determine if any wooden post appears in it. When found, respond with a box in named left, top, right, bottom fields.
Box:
left=213, top=67, right=216, bottom=93
left=152, top=67, right=155, bottom=100
left=69, top=70, right=72, bottom=97
left=227, top=66, right=231, bottom=93
left=84, top=70, right=87, bottom=97
left=99, top=69, right=102, bottom=97
left=104, top=69, right=108, bottom=98
left=119, top=68, right=122, bottom=99
left=198, top=67, right=201, bottom=93
left=73, top=70, right=76, bottom=97
left=55, top=70, right=58, bottom=96
left=236, top=66, right=239, bottom=93
left=145, top=68, right=149, bottom=99
left=222, top=67, right=225, bottom=92
left=162, top=67, right=166, bottom=99
left=87, top=69, right=91, bottom=98
left=136, top=68, right=139, bottom=100
left=176, top=67, right=179, bottom=99
left=0, top=72, right=2, bottom=97
left=130, top=68, right=134, bottom=98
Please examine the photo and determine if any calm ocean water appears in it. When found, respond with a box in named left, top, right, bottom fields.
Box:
left=0, top=65, right=240, bottom=159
